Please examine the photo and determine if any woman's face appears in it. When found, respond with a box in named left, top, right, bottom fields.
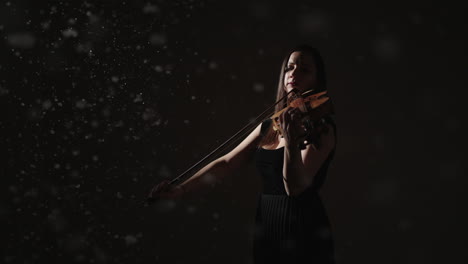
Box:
left=283, top=51, right=317, bottom=93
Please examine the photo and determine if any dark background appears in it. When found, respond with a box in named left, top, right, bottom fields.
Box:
left=2, top=1, right=467, bottom=263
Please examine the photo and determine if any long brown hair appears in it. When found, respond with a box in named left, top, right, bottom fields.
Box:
left=258, top=45, right=327, bottom=148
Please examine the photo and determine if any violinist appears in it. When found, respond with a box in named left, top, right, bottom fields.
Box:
left=148, top=45, right=337, bottom=264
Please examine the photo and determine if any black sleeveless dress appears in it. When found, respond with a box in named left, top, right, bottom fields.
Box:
left=253, top=118, right=336, bottom=264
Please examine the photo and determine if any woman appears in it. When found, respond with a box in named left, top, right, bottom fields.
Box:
left=148, top=45, right=337, bottom=263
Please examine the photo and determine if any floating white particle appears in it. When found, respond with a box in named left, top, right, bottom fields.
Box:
left=62, top=28, right=78, bottom=38
left=149, top=33, right=167, bottom=46
left=158, top=165, right=172, bottom=178
left=212, top=212, right=220, bottom=219
left=152, top=118, right=162, bottom=126
left=68, top=18, right=77, bottom=25
left=24, top=188, right=38, bottom=198
left=154, top=65, right=163, bottom=72
left=253, top=82, right=264, bottom=93
left=186, top=205, right=197, bottom=214
left=0, top=85, right=8, bottom=96
left=143, top=3, right=159, bottom=14
left=124, top=235, right=138, bottom=245
left=91, top=120, right=99, bottom=128
left=114, top=120, right=124, bottom=127
left=133, top=93, right=143, bottom=103
left=208, top=61, right=218, bottom=69
left=42, top=99, right=52, bottom=109
left=41, top=21, right=51, bottom=30
left=298, top=11, right=331, bottom=34
left=9, top=185, right=18, bottom=193
left=7, top=32, right=36, bottom=49
left=75, top=99, right=87, bottom=109
left=156, top=199, right=176, bottom=212
left=373, top=35, right=400, bottom=62
left=70, top=170, right=80, bottom=179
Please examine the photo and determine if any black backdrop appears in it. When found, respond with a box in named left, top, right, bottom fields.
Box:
left=2, top=1, right=467, bottom=263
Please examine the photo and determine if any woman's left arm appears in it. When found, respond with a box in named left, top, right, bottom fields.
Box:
left=282, top=122, right=335, bottom=196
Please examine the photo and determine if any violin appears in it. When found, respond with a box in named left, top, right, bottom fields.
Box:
left=145, top=88, right=334, bottom=205
left=271, top=89, right=334, bottom=150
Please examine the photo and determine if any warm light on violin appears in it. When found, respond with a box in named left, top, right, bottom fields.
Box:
left=270, top=89, right=334, bottom=150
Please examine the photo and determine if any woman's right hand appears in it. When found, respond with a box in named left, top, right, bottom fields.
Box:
left=147, top=180, right=185, bottom=202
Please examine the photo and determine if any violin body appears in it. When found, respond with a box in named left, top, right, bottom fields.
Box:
left=271, top=90, right=335, bottom=150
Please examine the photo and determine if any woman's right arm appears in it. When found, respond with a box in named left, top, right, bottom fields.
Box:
left=151, top=122, right=263, bottom=199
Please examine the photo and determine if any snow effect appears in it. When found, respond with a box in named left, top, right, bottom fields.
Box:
left=1, top=1, right=459, bottom=263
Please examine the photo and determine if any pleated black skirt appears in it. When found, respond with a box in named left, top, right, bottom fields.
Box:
left=253, top=193, right=335, bottom=264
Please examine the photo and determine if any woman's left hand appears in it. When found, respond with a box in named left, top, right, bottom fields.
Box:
left=279, top=107, right=307, bottom=149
